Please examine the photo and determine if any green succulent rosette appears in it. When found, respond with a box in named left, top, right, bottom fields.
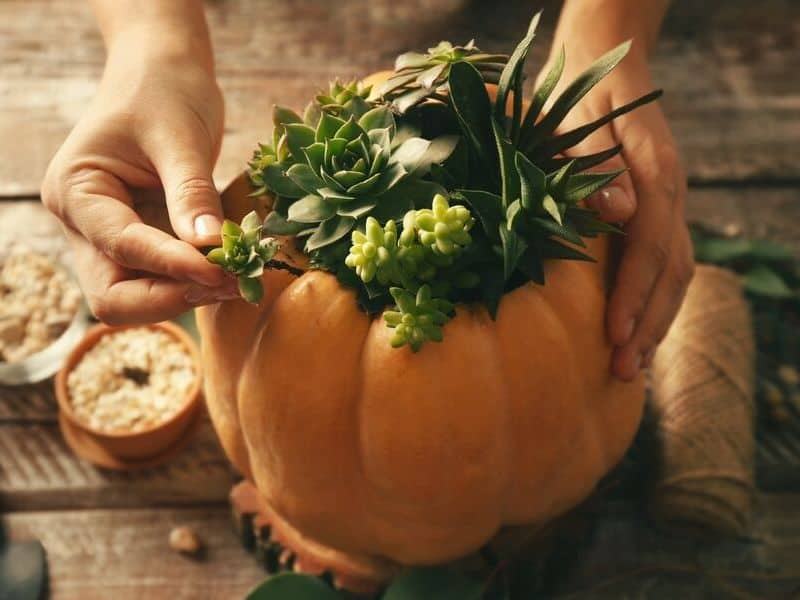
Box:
left=206, top=211, right=280, bottom=304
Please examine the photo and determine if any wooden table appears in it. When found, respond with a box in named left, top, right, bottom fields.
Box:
left=1, top=1, right=799, bottom=598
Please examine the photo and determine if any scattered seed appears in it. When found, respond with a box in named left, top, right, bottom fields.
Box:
left=169, top=526, right=203, bottom=555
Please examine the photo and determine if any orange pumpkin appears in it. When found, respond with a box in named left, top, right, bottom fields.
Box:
left=196, top=75, right=645, bottom=566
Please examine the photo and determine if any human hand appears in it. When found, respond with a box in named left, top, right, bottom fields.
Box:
left=548, top=44, right=695, bottom=380
left=41, top=30, right=233, bottom=324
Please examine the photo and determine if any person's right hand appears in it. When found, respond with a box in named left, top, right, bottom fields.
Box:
left=41, top=31, right=234, bottom=324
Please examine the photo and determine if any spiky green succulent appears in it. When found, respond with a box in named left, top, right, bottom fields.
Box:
left=206, top=211, right=280, bottom=304
left=316, top=80, right=372, bottom=118
left=372, top=40, right=508, bottom=114
left=384, top=285, right=454, bottom=351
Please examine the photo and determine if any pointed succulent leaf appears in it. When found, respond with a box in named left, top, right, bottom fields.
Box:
left=542, top=144, right=623, bottom=173
left=263, top=210, right=308, bottom=235
left=238, top=276, right=264, bottom=304
left=455, top=189, right=503, bottom=242
left=316, top=112, right=346, bottom=142
left=527, top=40, right=633, bottom=147
left=334, top=116, right=366, bottom=142
left=534, top=89, right=663, bottom=158
left=318, top=187, right=355, bottom=203
left=240, top=211, right=262, bottom=233
left=286, top=163, right=325, bottom=195
left=392, top=137, right=431, bottom=172
left=287, top=194, right=334, bottom=223
left=506, top=198, right=525, bottom=231
left=542, top=194, right=562, bottom=224
left=499, top=226, right=527, bottom=281
left=448, top=61, right=495, bottom=166
left=540, top=238, right=596, bottom=262
left=283, top=123, right=316, bottom=161
left=562, top=169, right=626, bottom=204
left=532, top=217, right=585, bottom=246
left=337, top=198, right=377, bottom=218
left=358, top=106, right=396, bottom=137
left=303, top=100, right=322, bottom=127
left=206, top=247, right=227, bottom=266
left=492, top=118, right=519, bottom=208
left=515, top=152, right=547, bottom=211
left=305, top=215, right=356, bottom=252
left=273, top=105, right=303, bottom=128
left=519, top=45, right=565, bottom=147
left=372, top=161, right=407, bottom=195
left=221, top=220, right=242, bottom=238
left=418, top=62, right=448, bottom=88
left=495, top=11, right=541, bottom=137
left=411, top=135, right=460, bottom=177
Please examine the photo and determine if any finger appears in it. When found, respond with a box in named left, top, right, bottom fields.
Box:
left=59, top=168, right=227, bottom=287
left=605, top=141, right=679, bottom=348
left=143, top=121, right=224, bottom=246
left=612, top=223, right=694, bottom=380
left=561, top=106, right=637, bottom=224
left=67, top=229, right=240, bottom=324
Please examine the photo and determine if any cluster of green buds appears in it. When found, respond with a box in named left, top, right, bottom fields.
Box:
left=345, top=217, right=399, bottom=285
left=316, top=80, right=372, bottom=118
left=384, top=286, right=454, bottom=352
left=402, top=194, right=474, bottom=258
left=206, top=211, right=280, bottom=304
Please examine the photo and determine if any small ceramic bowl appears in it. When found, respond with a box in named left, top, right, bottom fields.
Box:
left=55, top=321, right=202, bottom=466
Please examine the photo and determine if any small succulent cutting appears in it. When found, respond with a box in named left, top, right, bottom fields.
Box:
left=206, top=211, right=279, bottom=303
left=209, top=10, right=663, bottom=351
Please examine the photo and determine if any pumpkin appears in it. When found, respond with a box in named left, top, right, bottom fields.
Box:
left=196, top=71, right=645, bottom=566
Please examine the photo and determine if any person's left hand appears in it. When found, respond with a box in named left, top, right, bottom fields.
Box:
left=548, top=46, right=695, bottom=380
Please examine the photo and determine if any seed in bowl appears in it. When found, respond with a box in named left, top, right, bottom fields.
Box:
left=66, top=328, right=196, bottom=433
left=0, top=247, right=82, bottom=363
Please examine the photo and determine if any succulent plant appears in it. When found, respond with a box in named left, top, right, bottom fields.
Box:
left=345, top=217, right=399, bottom=285
left=401, top=194, right=474, bottom=257
left=316, top=80, right=372, bottom=119
left=206, top=211, right=280, bottom=304
left=383, top=285, right=454, bottom=351
left=260, top=104, right=458, bottom=253
left=372, top=40, right=509, bottom=114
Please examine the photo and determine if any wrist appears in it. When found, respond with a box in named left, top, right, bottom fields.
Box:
left=105, top=24, right=215, bottom=75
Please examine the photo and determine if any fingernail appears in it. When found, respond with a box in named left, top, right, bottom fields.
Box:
left=185, top=284, right=240, bottom=304
left=593, top=186, right=634, bottom=220
left=194, top=214, right=223, bottom=238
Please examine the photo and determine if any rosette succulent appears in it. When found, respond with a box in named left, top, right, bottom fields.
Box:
left=206, top=211, right=279, bottom=303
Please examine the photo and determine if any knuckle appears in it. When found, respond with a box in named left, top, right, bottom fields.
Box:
left=173, top=176, right=217, bottom=207
left=104, top=221, right=138, bottom=266
left=647, top=239, right=671, bottom=268
left=87, top=294, right=120, bottom=325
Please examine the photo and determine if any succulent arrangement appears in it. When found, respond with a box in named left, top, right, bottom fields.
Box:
left=210, top=10, right=662, bottom=351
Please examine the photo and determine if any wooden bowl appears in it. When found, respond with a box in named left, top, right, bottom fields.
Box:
left=55, top=321, right=202, bottom=464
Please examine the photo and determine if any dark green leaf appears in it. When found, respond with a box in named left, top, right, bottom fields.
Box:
left=316, top=112, right=346, bottom=142
left=532, top=217, right=585, bottom=246
left=373, top=161, right=407, bottom=194
left=305, top=215, right=356, bottom=251
left=495, top=11, right=541, bottom=138
left=283, top=123, right=316, bottom=161
left=0, top=540, right=46, bottom=600
left=515, top=152, right=547, bottom=210
left=500, top=226, right=527, bottom=281
left=562, top=169, right=626, bottom=204
left=245, top=573, right=341, bottom=600
left=491, top=118, right=520, bottom=209
left=517, top=244, right=544, bottom=284
left=448, top=61, right=495, bottom=166
left=456, top=189, right=504, bottom=242
left=358, top=106, right=396, bottom=136
left=286, top=163, right=325, bottom=195
left=744, top=264, right=794, bottom=298
left=383, top=567, right=483, bottom=600
left=287, top=194, right=334, bottom=223
left=393, top=137, right=431, bottom=172
left=526, top=40, right=632, bottom=148
left=478, top=263, right=505, bottom=318
left=541, top=144, right=622, bottom=173
left=519, top=45, right=565, bottom=148
left=337, top=198, right=377, bottom=218
left=263, top=210, right=311, bottom=236
left=533, top=89, right=663, bottom=158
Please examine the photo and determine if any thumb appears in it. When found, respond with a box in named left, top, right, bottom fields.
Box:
left=149, top=133, right=224, bottom=246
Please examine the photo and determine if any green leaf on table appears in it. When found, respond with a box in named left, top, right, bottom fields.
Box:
left=383, top=567, right=483, bottom=600
left=743, top=264, right=794, bottom=299
left=246, top=573, right=342, bottom=600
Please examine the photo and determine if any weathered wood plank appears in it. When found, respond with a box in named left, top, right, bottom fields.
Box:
left=2, top=506, right=266, bottom=599
left=1, top=0, right=798, bottom=196
left=0, top=420, right=237, bottom=511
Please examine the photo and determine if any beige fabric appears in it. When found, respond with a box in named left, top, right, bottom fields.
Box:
left=649, top=265, right=756, bottom=537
